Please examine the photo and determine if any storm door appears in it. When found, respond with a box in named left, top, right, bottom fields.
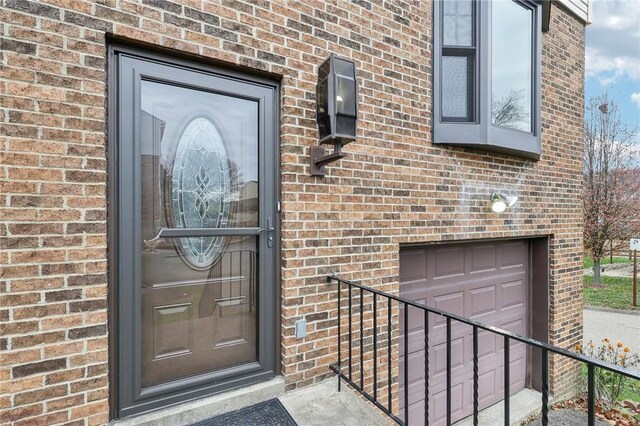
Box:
left=114, top=52, right=277, bottom=417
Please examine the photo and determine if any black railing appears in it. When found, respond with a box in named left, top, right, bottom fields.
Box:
left=328, top=275, right=640, bottom=426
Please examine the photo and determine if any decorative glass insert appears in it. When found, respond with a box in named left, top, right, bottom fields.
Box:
left=171, top=117, right=231, bottom=269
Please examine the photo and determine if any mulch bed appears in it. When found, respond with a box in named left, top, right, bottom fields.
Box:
left=548, top=396, right=640, bottom=426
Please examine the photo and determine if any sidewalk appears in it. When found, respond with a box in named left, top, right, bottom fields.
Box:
left=583, top=308, right=640, bottom=369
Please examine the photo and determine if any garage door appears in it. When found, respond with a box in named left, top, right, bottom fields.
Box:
left=399, top=240, right=529, bottom=425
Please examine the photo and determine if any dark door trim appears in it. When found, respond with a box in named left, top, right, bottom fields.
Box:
left=106, top=43, right=281, bottom=419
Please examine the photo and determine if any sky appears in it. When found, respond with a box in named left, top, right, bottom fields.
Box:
left=585, top=0, right=640, bottom=134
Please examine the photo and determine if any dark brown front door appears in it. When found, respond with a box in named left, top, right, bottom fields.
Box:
left=399, top=240, right=529, bottom=425
left=113, top=49, right=278, bottom=417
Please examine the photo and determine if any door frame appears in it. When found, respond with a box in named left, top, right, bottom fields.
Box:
left=106, top=42, right=281, bottom=419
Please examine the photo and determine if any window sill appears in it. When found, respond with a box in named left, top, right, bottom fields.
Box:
left=433, top=120, right=541, bottom=160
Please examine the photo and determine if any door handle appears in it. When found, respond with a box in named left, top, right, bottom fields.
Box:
left=260, top=217, right=275, bottom=248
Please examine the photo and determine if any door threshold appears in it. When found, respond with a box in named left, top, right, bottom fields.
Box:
left=111, top=376, right=285, bottom=426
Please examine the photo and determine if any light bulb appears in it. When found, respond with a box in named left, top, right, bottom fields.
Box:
left=491, top=200, right=507, bottom=213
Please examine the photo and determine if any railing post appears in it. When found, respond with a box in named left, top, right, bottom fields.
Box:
left=388, top=298, right=392, bottom=414
left=404, top=302, right=409, bottom=426
left=360, top=288, right=364, bottom=391
left=504, top=336, right=510, bottom=426
left=373, top=293, right=378, bottom=401
left=541, top=348, right=548, bottom=426
left=424, top=309, right=429, bottom=426
left=473, top=326, right=479, bottom=426
left=337, top=279, right=341, bottom=392
left=348, top=287, right=352, bottom=381
left=588, top=364, right=595, bottom=426
left=446, top=317, right=452, bottom=426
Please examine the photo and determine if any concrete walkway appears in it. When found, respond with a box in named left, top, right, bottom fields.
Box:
left=583, top=308, right=640, bottom=367
left=279, top=378, right=390, bottom=426
left=583, top=262, right=636, bottom=278
left=602, top=264, right=636, bottom=277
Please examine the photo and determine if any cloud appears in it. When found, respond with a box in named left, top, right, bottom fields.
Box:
left=585, top=0, right=640, bottom=84
left=632, top=92, right=640, bottom=106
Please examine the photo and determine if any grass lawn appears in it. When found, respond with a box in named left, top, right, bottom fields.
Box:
left=619, top=381, right=640, bottom=403
left=583, top=275, right=639, bottom=311
left=583, top=256, right=631, bottom=269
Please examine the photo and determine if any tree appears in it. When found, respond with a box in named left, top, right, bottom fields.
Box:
left=492, top=89, right=527, bottom=130
left=583, top=94, right=640, bottom=285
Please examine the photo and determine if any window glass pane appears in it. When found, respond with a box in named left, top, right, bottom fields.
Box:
left=140, top=80, right=259, bottom=235
left=442, top=55, right=470, bottom=119
left=491, top=0, right=533, bottom=132
left=443, top=0, right=473, bottom=46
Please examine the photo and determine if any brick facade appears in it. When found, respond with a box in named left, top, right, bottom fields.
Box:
left=1, top=1, right=585, bottom=424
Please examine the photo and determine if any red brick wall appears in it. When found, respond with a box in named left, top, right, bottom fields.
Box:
left=0, top=1, right=584, bottom=423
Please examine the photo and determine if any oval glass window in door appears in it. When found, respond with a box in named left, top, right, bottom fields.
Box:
left=171, top=117, right=231, bottom=269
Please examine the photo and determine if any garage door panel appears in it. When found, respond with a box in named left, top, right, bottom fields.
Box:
left=400, top=240, right=529, bottom=426
left=508, top=356, right=527, bottom=390
left=400, top=249, right=427, bottom=282
left=433, top=337, right=465, bottom=374
left=407, top=399, right=426, bottom=426
left=478, top=369, right=498, bottom=405
left=469, top=244, right=497, bottom=273
left=432, top=382, right=465, bottom=423
left=501, top=318, right=527, bottom=336
left=477, top=330, right=498, bottom=358
left=469, top=285, right=497, bottom=317
left=404, top=302, right=427, bottom=333
left=433, top=247, right=465, bottom=279
left=501, top=279, right=527, bottom=309
left=403, top=350, right=426, bottom=384
left=432, top=291, right=465, bottom=322
left=401, top=280, right=428, bottom=296
left=500, top=241, right=528, bottom=269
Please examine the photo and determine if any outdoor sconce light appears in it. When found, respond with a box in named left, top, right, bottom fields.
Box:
left=311, top=54, right=358, bottom=176
left=490, top=192, right=519, bottom=213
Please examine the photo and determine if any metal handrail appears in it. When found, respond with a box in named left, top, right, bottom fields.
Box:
left=328, top=275, right=640, bottom=426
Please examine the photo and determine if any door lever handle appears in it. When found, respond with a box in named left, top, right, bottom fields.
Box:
left=262, top=217, right=274, bottom=248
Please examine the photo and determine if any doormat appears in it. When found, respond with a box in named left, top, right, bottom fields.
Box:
left=191, top=399, right=297, bottom=426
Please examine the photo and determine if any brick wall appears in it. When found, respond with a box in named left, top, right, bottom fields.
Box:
left=0, top=0, right=584, bottom=424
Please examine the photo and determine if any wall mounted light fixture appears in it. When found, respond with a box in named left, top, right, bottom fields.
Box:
left=311, top=54, right=358, bottom=176
left=490, top=192, right=519, bottom=213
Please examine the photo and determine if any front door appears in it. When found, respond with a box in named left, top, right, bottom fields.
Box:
left=113, top=50, right=278, bottom=417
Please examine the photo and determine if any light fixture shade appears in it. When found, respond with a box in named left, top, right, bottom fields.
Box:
left=490, top=192, right=519, bottom=212
left=316, top=54, right=358, bottom=145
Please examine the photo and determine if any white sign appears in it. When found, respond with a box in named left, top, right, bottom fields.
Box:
left=631, top=238, right=640, bottom=251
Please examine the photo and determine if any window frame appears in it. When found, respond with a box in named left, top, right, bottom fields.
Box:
left=433, top=0, right=542, bottom=159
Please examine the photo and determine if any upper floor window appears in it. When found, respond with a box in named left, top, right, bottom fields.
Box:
left=434, top=0, right=542, bottom=159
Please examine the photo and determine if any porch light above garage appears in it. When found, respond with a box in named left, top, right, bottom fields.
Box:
left=490, top=192, right=519, bottom=213
left=311, top=54, right=358, bottom=176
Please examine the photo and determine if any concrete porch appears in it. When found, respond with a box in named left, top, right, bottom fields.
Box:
left=280, top=377, right=390, bottom=425
left=109, top=376, right=389, bottom=426
left=111, top=375, right=544, bottom=426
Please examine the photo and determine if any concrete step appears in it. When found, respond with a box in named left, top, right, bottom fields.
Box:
left=454, top=388, right=543, bottom=426
left=111, top=376, right=285, bottom=426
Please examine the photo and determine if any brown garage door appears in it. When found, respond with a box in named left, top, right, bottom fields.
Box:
left=399, top=240, right=529, bottom=425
